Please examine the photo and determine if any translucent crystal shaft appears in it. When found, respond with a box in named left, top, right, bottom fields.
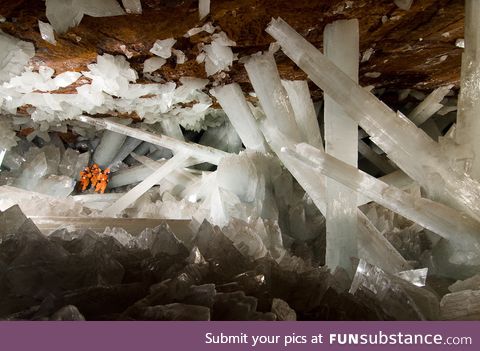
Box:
left=244, top=53, right=302, bottom=143
left=281, top=80, right=323, bottom=149
left=92, top=130, right=127, bottom=168
left=78, top=115, right=227, bottom=165
left=266, top=17, right=480, bottom=221
left=214, top=83, right=268, bottom=152
left=323, top=19, right=359, bottom=275
left=455, top=0, right=480, bottom=179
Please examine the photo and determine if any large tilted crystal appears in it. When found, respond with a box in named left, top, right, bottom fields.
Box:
left=409, top=85, right=453, bottom=126
left=244, top=52, right=302, bottom=143
left=290, top=143, right=480, bottom=265
left=93, top=130, right=127, bottom=168
left=102, top=152, right=190, bottom=216
left=266, top=17, right=480, bottom=222
left=454, top=0, right=480, bottom=179
left=78, top=116, right=227, bottom=165
left=322, top=19, right=359, bottom=276
left=281, top=80, right=323, bottom=149
left=214, top=84, right=267, bottom=152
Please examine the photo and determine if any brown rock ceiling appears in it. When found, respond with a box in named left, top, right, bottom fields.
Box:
left=0, top=0, right=465, bottom=100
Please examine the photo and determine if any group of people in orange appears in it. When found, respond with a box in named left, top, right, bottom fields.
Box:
left=79, top=164, right=111, bottom=194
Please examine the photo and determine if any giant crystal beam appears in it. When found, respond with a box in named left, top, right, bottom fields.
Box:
left=92, top=130, right=127, bottom=168
left=102, top=152, right=190, bottom=216
left=281, top=80, right=323, bottom=149
left=244, top=53, right=302, bottom=143
left=291, top=143, right=480, bottom=264
left=322, top=19, right=359, bottom=275
left=266, top=17, right=480, bottom=222
left=78, top=115, right=227, bottom=165
left=214, top=83, right=268, bottom=152
left=454, top=0, right=480, bottom=179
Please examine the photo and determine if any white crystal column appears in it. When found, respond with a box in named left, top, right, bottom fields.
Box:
left=244, top=53, right=302, bottom=143
left=79, top=115, right=227, bottom=165
left=266, top=17, right=480, bottom=221
left=214, top=83, right=268, bottom=152
left=103, top=152, right=190, bottom=216
left=323, top=19, right=359, bottom=275
left=293, top=143, right=480, bottom=261
left=455, top=0, right=480, bottom=179
left=281, top=80, right=323, bottom=149
left=93, top=130, right=127, bottom=168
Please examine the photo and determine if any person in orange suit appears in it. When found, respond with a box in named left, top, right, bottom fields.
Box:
left=90, top=164, right=101, bottom=188
left=95, top=168, right=110, bottom=194
left=79, top=166, right=91, bottom=191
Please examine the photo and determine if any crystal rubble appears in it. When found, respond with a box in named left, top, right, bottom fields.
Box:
left=45, top=0, right=125, bottom=34
left=266, top=17, right=480, bottom=222
left=0, top=206, right=425, bottom=320
left=83, top=54, right=138, bottom=97
left=38, top=21, right=57, bottom=45
left=408, top=85, right=453, bottom=126
left=454, top=0, right=480, bottom=179
left=143, top=57, right=166, bottom=74
left=150, top=38, right=176, bottom=59
left=184, top=22, right=217, bottom=38
left=0, top=31, right=35, bottom=83
left=201, top=32, right=237, bottom=76
left=350, top=259, right=439, bottom=320
left=288, top=143, right=480, bottom=267
left=323, top=19, right=359, bottom=276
